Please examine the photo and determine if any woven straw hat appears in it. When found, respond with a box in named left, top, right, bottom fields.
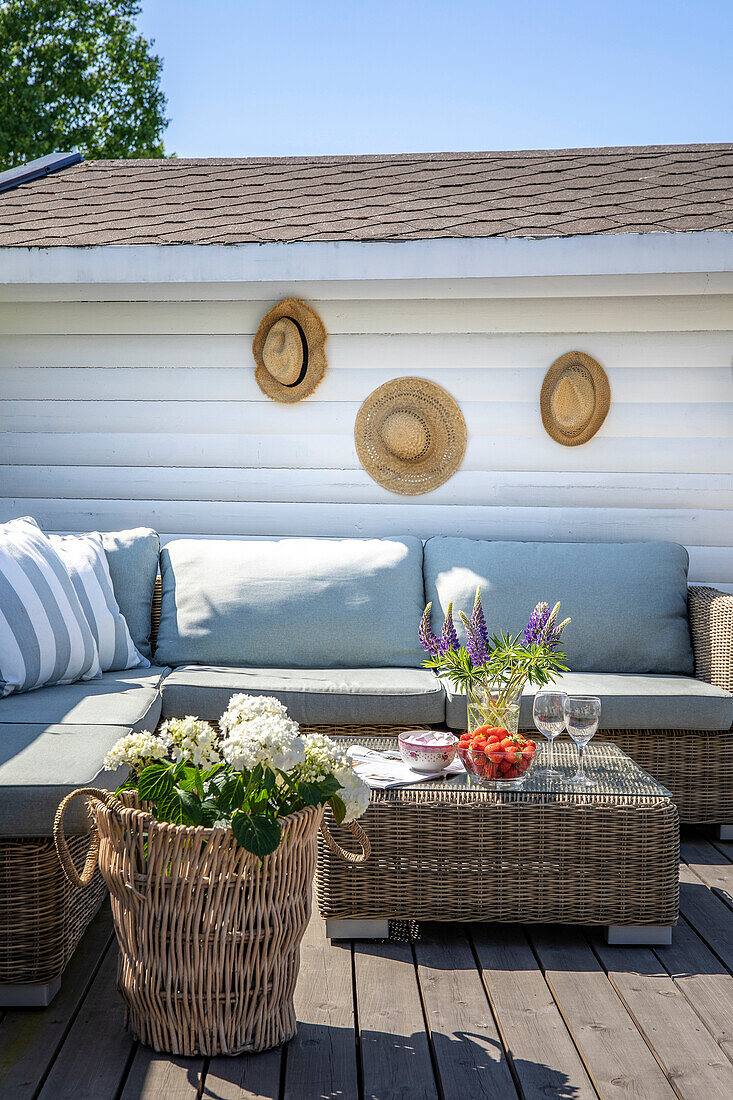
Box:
left=540, top=351, right=611, bottom=446
left=253, top=298, right=327, bottom=402
left=355, top=377, right=467, bottom=495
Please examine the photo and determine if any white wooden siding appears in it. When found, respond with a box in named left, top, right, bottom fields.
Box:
left=1, top=287, right=732, bottom=589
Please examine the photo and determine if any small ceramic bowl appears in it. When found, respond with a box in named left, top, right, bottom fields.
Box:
left=398, top=730, right=458, bottom=773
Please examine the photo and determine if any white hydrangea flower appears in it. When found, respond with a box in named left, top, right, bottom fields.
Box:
left=220, top=693, right=290, bottom=734
left=296, top=733, right=370, bottom=822
left=103, top=730, right=169, bottom=772
left=297, top=732, right=347, bottom=783
left=220, top=712, right=305, bottom=773
left=333, top=761, right=371, bottom=823
left=159, top=716, right=221, bottom=767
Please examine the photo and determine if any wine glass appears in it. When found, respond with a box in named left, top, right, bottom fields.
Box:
left=563, top=695, right=601, bottom=786
left=532, top=691, right=567, bottom=778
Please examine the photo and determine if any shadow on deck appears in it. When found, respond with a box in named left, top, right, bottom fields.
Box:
left=1, top=826, right=733, bottom=1099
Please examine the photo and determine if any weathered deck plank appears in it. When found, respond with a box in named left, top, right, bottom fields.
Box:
left=4, top=834, right=733, bottom=1099
left=682, top=840, right=733, bottom=908
left=595, top=938, right=733, bottom=1100
left=282, top=911, right=358, bottom=1100
left=203, top=1049, right=282, bottom=1100
left=119, top=1050, right=204, bottom=1099
left=355, top=939, right=439, bottom=1100
left=414, top=925, right=518, bottom=1100
left=654, top=917, right=733, bottom=1063
left=36, top=945, right=134, bottom=1100
left=0, top=903, right=113, bottom=1099
left=472, top=924, right=597, bottom=1100
left=529, top=926, right=677, bottom=1098
left=678, top=862, right=733, bottom=971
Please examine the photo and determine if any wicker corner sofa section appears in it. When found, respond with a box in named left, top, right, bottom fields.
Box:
left=578, top=586, right=733, bottom=825
left=1, top=533, right=732, bottom=1006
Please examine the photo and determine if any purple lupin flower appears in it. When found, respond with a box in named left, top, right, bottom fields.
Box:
left=521, top=601, right=550, bottom=647
left=439, top=602, right=460, bottom=655
left=459, top=611, right=489, bottom=665
left=470, top=586, right=488, bottom=647
left=544, top=603, right=571, bottom=651
left=521, top=601, right=570, bottom=650
left=419, top=603, right=442, bottom=656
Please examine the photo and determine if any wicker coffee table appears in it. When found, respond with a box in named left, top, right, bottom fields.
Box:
left=317, top=740, right=679, bottom=945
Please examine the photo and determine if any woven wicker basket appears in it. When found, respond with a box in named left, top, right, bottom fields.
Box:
left=54, top=788, right=368, bottom=1055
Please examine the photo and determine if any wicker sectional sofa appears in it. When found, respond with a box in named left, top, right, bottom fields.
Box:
left=1, top=531, right=731, bottom=1004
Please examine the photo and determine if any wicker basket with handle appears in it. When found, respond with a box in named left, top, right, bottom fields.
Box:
left=54, top=787, right=369, bottom=1055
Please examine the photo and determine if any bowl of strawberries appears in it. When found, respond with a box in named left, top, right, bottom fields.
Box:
left=456, top=725, right=537, bottom=788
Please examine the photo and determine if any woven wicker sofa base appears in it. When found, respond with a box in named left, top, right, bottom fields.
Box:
left=0, top=834, right=106, bottom=985
left=303, top=723, right=733, bottom=826
left=592, top=728, right=733, bottom=826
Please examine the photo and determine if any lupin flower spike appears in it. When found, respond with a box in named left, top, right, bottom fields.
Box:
left=470, top=586, right=488, bottom=646
left=544, top=602, right=561, bottom=637
left=521, top=601, right=550, bottom=647
left=439, top=601, right=460, bottom=654
left=419, top=603, right=441, bottom=656
left=459, top=609, right=489, bottom=664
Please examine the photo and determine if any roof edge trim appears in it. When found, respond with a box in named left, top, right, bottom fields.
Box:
left=1, top=230, right=732, bottom=284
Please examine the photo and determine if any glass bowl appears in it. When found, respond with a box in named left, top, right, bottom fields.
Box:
left=456, top=731, right=537, bottom=789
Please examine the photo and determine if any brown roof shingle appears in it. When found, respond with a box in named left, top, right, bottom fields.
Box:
left=1, top=144, right=732, bottom=246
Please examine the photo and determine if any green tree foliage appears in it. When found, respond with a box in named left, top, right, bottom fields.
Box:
left=0, top=0, right=168, bottom=168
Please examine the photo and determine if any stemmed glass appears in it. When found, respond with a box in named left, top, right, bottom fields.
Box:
left=532, top=691, right=567, bottom=778
left=563, top=695, right=601, bottom=786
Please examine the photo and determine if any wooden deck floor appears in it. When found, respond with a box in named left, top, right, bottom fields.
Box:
left=2, top=828, right=733, bottom=1100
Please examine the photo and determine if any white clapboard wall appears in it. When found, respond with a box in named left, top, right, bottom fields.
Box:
left=0, top=284, right=732, bottom=589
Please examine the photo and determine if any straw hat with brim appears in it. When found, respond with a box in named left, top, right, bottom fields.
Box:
left=253, top=298, right=327, bottom=402
left=355, top=377, right=467, bottom=495
left=540, top=351, right=611, bottom=446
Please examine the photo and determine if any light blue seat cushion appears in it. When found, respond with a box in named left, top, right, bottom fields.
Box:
left=156, top=537, right=426, bottom=669
left=444, top=673, right=733, bottom=731
left=161, top=666, right=445, bottom=726
left=0, top=724, right=130, bottom=836
left=100, top=528, right=160, bottom=661
left=0, top=667, right=168, bottom=731
left=424, top=538, right=694, bottom=675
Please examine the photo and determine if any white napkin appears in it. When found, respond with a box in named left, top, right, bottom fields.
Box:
left=347, top=745, right=463, bottom=789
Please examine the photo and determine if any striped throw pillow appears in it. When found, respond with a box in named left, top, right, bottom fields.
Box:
left=0, top=517, right=102, bottom=696
left=50, top=533, right=150, bottom=672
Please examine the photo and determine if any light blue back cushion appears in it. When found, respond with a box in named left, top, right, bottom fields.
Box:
left=100, top=529, right=160, bottom=662
left=155, top=537, right=426, bottom=669
left=423, top=538, right=694, bottom=675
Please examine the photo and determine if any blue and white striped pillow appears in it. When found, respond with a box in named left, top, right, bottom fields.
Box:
left=50, top=533, right=149, bottom=672
left=0, top=517, right=102, bottom=696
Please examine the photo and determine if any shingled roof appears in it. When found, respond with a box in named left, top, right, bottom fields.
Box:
left=1, top=144, right=731, bottom=246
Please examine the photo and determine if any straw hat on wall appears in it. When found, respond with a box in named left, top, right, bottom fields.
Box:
left=540, top=351, right=611, bottom=446
left=355, top=377, right=467, bottom=495
left=252, top=298, right=327, bottom=402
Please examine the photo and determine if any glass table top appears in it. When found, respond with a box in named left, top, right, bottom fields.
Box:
left=335, top=737, right=672, bottom=801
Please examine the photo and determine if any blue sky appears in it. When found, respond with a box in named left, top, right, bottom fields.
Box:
left=137, top=0, right=733, bottom=157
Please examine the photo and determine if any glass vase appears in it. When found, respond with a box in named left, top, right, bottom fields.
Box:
left=466, top=680, right=523, bottom=738
left=460, top=679, right=535, bottom=789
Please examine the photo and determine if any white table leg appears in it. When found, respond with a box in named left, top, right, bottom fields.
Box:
left=326, top=918, right=390, bottom=940
left=606, top=925, right=673, bottom=946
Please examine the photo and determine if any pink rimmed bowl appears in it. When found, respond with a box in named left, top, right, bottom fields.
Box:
left=398, top=730, right=458, bottom=773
